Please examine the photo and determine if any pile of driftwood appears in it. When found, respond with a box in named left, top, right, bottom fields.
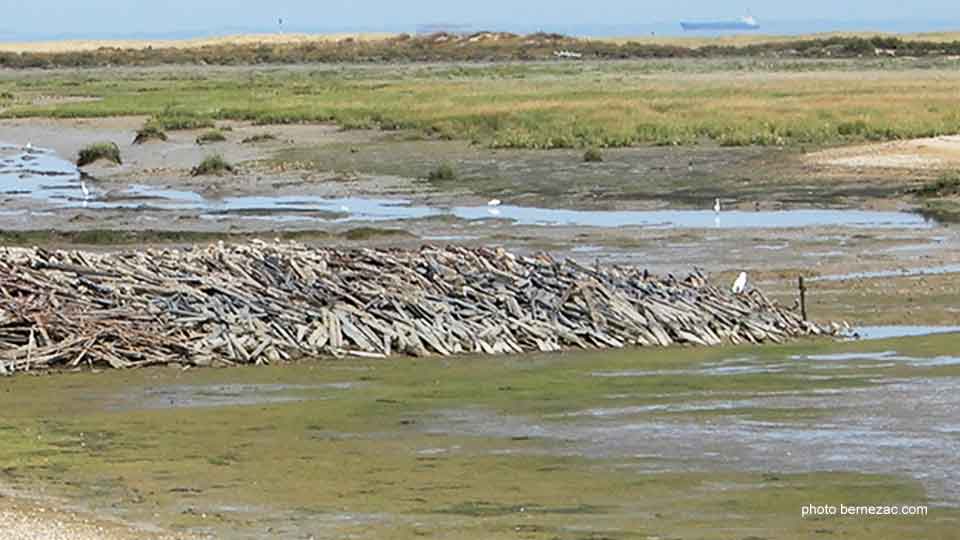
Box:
left=0, top=242, right=837, bottom=374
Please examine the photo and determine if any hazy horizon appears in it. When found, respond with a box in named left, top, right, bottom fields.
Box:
left=1, top=0, right=958, bottom=41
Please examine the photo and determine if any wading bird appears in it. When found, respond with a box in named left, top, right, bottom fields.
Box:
left=713, top=198, right=722, bottom=214
left=488, top=199, right=502, bottom=207
left=732, top=272, right=748, bottom=294
left=80, top=181, right=90, bottom=199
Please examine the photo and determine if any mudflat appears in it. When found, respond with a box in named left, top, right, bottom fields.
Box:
left=2, top=54, right=960, bottom=538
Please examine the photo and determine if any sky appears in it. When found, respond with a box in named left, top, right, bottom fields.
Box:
left=0, top=1, right=956, bottom=38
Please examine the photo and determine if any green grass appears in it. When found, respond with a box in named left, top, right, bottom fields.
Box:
left=195, top=129, right=227, bottom=145
left=147, top=113, right=215, bottom=131
left=4, top=33, right=960, bottom=69
left=191, top=154, right=235, bottom=176
left=911, top=172, right=960, bottom=222
left=920, top=200, right=960, bottom=223
left=3, top=62, right=960, bottom=148
left=340, top=226, right=415, bottom=241
left=76, top=142, right=121, bottom=166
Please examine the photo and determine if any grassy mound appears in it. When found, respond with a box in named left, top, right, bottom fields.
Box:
left=914, top=172, right=960, bottom=197
left=148, top=114, right=215, bottom=131
left=133, top=125, right=168, bottom=144
left=427, top=162, right=457, bottom=181
left=583, top=148, right=604, bottom=163
left=196, top=130, right=227, bottom=145
left=191, top=154, right=236, bottom=176
left=241, top=133, right=276, bottom=144
left=76, top=142, right=121, bottom=167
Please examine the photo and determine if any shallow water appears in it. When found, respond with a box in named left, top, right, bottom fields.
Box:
left=850, top=326, right=960, bottom=340
left=815, top=264, right=960, bottom=282
left=110, top=382, right=356, bottom=411
left=793, top=350, right=960, bottom=368
left=0, top=144, right=940, bottom=229
left=0, top=145, right=84, bottom=203
left=431, top=371, right=960, bottom=503
left=136, top=189, right=936, bottom=228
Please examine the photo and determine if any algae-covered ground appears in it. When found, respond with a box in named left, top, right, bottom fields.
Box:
left=2, top=333, right=959, bottom=539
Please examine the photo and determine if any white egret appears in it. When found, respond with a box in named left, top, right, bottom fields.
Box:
left=487, top=199, right=502, bottom=207
left=80, top=181, right=90, bottom=199
left=731, top=272, right=748, bottom=294
left=713, top=198, right=722, bottom=214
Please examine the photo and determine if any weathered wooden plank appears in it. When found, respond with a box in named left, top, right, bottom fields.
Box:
left=0, top=243, right=837, bottom=372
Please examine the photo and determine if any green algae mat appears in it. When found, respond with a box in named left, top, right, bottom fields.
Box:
left=1, top=333, right=959, bottom=539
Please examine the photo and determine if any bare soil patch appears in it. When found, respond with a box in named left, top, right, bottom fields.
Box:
left=0, top=493, right=191, bottom=540
left=808, top=135, right=960, bottom=171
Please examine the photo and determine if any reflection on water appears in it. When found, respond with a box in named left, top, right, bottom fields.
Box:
left=815, top=265, right=960, bottom=282
left=792, top=350, right=960, bottom=367
left=0, top=144, right=85, bottom=203
left=111, top=383, right=356, bottom=411
left=0, top=144, right=942, bottom=230
left=849, top=326, right=960, bottom=340
left=430, top=375, right=960, bottom=504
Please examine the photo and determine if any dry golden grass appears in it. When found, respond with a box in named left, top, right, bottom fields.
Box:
left=0, top=32, right=395, bottom=54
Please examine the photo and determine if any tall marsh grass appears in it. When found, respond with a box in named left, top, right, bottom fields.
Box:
left=4, top=62, right=960, bottom=149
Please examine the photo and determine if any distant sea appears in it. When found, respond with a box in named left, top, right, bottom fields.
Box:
left=3, top=19, right=960, bottom=43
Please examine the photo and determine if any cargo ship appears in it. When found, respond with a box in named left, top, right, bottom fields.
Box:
left=680, top=16, right=759, bottom=31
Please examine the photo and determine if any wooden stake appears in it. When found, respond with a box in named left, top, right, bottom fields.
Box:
left=799, top=276, right=808, bottom=321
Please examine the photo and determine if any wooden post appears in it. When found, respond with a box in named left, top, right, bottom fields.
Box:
left=799, top=276, right=808, bottom=321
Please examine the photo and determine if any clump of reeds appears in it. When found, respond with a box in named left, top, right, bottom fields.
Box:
left=427, top=162, right=457, bottom=181
left=76, top=142, right=122, bottom=167
left=191, top=154, right=236, bottom=176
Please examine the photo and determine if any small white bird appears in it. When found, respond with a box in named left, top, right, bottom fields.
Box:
left=80, top=181, right=90, bottom=199
left=732, top=272, right=748, bottom=294
left=713, top=198, right=722, bottom=214
left=339, top=205, right=350, bottom=213
left=24, top=142, right=32, bottom=151
left=487, top=199, right=502, bottom=207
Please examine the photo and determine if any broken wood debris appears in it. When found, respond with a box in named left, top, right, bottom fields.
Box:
left=0, top=242, right=838, bottom=374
